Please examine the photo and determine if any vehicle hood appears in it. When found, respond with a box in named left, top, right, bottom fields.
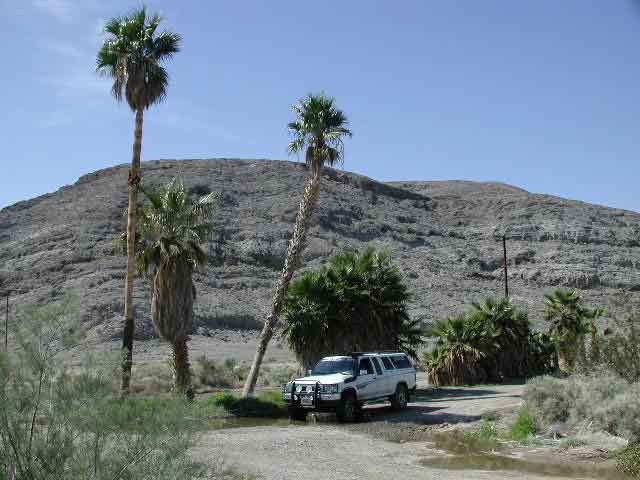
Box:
left=291, top=373, right=352, bottom=384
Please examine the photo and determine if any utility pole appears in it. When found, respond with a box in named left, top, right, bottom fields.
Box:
left=502, top=235, right=509, bottom=298
left=4, top=292, right=8, bottom=352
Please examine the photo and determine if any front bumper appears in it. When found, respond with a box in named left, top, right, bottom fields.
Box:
left=283, top=392, right=341, bottom=411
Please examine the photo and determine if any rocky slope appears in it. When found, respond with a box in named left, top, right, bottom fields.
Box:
left=1, top=159, right=639, bottom=348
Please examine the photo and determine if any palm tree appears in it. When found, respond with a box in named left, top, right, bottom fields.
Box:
left=242, top=93, right=352, bottom=396
left=584, top=306, right=605, bottom=365
left=425, top=315, right=495, bottom=386
left=543, top=289, right=591, bottom=371
left=282, top=248, right=421, bottom=371
left=134, top=180, right=215, bottom=397
left=96, top=7, right=181, bottom=393
left=470, top=297, right=532, bottom=380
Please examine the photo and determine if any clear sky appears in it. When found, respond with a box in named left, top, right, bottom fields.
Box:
left=1, top=0, right=639, bottom=211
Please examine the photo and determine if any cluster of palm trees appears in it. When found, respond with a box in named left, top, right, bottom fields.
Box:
left=281, top=248, right=422, bottom=371
left=97, top=7, right=352, bottom=396
left=96, top=7, right=608, bottom=397
left=424, top=290, right=603, bottom=386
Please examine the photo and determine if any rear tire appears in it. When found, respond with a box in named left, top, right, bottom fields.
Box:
left=288, top=407, right=307, bottom=422
left=390, top=383, right=409, bottom=410
left=336, top=392, right=359, bottom=422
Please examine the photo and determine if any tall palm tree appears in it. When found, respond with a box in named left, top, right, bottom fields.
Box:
left=242, top=93, right=352, bottom=397
left=134, top=180, right=215, bottom=397
left=543, top=289, right=591, bottom=371
left=96, top=7, right=181, bottom=393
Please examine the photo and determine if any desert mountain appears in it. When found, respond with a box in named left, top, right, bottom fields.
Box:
left=1, top=159, right=639, bottom=345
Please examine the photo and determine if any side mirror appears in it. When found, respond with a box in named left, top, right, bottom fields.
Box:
left=307, top=369, right=312, bottom=376
left=359, top=369, right=368, bottom=376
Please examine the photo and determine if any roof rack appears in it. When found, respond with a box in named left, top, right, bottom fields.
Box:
left=349, top=351, right=403, bottom=357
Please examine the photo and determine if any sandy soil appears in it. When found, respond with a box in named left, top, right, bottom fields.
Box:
left=190, top=383, right=573, bottom=480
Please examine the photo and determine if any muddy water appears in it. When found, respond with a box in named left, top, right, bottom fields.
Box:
left=421, top=432, right=627, bottom=479
left=421, top=455, right=626, bottom=479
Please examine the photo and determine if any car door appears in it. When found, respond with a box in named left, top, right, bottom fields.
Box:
left=379, top=355, right=397, bottom=395
left=355, top=357, right=378, bottom=400
left=370, top=356, right=389, bottom=397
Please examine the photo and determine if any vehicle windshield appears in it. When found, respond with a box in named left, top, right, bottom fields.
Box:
left=311, top=358, right=355, bottom=376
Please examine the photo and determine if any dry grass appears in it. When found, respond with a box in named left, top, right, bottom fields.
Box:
left=524, top=370, right=640, bottom=440
left=132, top=357, right=298, bottom=394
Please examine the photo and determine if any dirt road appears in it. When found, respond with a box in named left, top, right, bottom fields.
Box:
left=191, top=384, right=551, bottom=480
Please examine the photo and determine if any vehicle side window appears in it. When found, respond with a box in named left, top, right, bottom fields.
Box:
left=358, top=358, right=375, bottom=375
left=381, top=357, right=394, bottom=370
left=372, top=357, right=383, bottom=375
left=391, top=355, right=412, bottom=369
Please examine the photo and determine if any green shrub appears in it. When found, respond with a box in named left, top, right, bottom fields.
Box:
left=464, top=419, right=498, bottom=442
left=461, top=419, right=500, bottom=451
left=617, top=441, right=640, bottom=479
left=0, top=296, right=205, bottom=479
left=559, top=437, right=588, bottom=449
left=511, top=408, right=536, bottom=441
left=208, top=391, right=288, bottom=418
left=209, top=392, right=237, bottom=410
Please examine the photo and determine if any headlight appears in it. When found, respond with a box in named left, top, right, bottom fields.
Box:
left=320, top=384, right=339, bottom=394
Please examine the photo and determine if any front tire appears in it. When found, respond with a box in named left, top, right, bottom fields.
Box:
left=288, top=407, right=307, bottom=422
left=390, top=383, right=409, bottom=410
left=336, top=392, right=359, bottom=422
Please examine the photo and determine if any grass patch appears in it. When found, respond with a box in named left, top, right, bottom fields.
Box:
left=461, top=419, right=501, bottom=451
left=510, top=408, right=536, bottom=442
left=617, top=441, right=640, bottom=479
left=208, top=391, right=288, bottom=418
left=559, top=437, right=588, bottom=449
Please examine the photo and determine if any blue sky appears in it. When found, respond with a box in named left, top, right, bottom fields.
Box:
left=1, top=0, right=639, bottom=211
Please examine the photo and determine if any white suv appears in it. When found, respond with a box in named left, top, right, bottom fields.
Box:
left=282, top=352, right=417, bottom=422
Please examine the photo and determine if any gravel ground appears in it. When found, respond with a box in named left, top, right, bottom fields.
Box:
left=191, top=383, right=568, bottom=480
left=193, top=424, right=531, bottom=480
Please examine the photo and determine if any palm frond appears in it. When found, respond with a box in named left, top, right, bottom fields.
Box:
left=286, top=92, right=352, bottom=171
left=130, top=180, right=217, bottom=276
left=96, top=7, right=181, bottom=111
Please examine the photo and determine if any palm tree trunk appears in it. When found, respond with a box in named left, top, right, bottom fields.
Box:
left=121, top=108, right=144, bottom=394
left=241, top=169, right=321, bottom=397
left=172, top=337, right=193, bottom=399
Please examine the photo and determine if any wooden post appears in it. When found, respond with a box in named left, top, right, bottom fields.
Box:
left=502, top=235, right=509, bottom=298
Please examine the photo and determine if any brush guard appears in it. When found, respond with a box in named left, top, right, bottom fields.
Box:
left=289, top=381, right=321, bottom=409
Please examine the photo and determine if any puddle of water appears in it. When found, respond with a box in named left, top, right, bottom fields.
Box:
left=421, top=430, right=629, bottom=479
left=431, top=430, right=502, bottom=454
left=421, top=454, right=625, bottom=479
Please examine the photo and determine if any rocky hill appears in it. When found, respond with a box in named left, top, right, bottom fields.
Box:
left=1, top=159, right=639, bottom=349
